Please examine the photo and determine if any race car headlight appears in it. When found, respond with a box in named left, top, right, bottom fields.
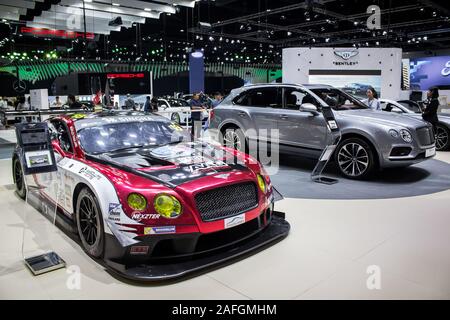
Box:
left=389, top=129, right=399, bottom=138
left=128, top=193, right=147, bottom=211
left=154, top=194, right=182, bottom=219
left=257, top=174, right=266, bottom=193
left=400, top=129, right=413, bottom=143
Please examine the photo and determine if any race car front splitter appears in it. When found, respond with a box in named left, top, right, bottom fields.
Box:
left=103, top=212, right=290, bottom=282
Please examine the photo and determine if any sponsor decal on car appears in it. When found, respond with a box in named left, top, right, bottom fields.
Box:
left=144, top=226, right=176, bottom=235
left=224, top=213, right=245, bottom=229
left=108, top=203, right=122, bottom=222
left=131, top=212, right=161, bottom=221
left=79, top=167, right=101, bottom=180
left=188, top=160, right=228, bottom=173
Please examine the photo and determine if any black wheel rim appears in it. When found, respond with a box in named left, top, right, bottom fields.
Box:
left=14, top=160, right=23, bottom=192
left=435, top=126, right=448, bottom=150
left=79, top=196, right=99, bottom=246
left=338, top=142, right=369, bottom=177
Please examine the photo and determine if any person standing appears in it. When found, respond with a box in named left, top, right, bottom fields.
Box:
left=363, top=87, right=381, bottom=111
left=51, top=96, right=63, bottom=109
left=189, top=93, right=204, bottom=138
left=124, top=94, right=135, bottom=110
left=422, top=87, right=440, bottom=134
left=0, top=96, right=7, bottom=109
left=67, top=94, right=83, bottom=109
left=150, top=97, right=159, bottom=112
left=16, top=96, right=29, bottom=111
left=212, top=92, right=223, bottom=108
left=143, top=96, right=151, bottom=113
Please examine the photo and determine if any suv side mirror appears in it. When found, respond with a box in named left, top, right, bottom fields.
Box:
left=299, top=103, right=318, bottom=114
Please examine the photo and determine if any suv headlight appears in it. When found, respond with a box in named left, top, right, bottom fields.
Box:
left=154, top=194, right=182, bottom=219
left=400, top=129, right=412, bottom=143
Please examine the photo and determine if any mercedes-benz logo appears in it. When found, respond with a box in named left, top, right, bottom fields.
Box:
left=13, top=80, right=26, bottom=93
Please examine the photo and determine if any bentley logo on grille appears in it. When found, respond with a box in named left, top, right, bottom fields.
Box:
left=214, top=173, right=230, bottom=179
left=334, top=49, right=359, bottom=60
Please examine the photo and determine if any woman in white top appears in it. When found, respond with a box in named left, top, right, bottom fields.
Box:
left=363, top=87, right=381, bottom=111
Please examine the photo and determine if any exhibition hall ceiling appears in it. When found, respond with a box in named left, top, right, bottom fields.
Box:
left=0, top=0, right=449, bottom=64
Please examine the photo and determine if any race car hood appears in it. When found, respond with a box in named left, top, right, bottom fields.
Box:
left=92, top=141, right=251, bottom=187
left=335, top=109, right=428, bottom=128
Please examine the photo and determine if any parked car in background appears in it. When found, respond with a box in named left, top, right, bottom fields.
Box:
left=158, top=98, right=209, bottom=125
left=156, top=98, right=191, bottom=124
left=209, top=84, right=436, bottom=180
left=379, top=98, right=450, bottom=151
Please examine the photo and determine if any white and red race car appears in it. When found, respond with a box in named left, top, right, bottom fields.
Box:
left=13, top=111, right=289, bottom=281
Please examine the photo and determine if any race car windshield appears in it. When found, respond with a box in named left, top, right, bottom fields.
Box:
left=311, top=88, right=369, bottom=111
left=78, top=121, right=190, bottom=154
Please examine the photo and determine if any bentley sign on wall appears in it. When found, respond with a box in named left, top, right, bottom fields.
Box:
left=282, top=47, right=403, bottom=100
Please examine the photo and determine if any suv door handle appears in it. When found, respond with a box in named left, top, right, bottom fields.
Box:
left=279, top=115, right=288, bottom=119
left=238, top=112, right=246, bottom=117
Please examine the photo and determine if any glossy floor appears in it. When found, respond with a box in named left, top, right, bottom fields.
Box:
left=0, top=150, right=449, bottom=299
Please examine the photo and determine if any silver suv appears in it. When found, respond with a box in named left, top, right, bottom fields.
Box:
left=209, top=84, right=436, bottom=179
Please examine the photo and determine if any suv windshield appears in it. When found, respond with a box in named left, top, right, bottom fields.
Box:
left=78, top=121, right=190, bottom=154
left=311, top=88, right=368, bottom=111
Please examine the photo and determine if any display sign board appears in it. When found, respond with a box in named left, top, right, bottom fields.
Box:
left=19, top=26, right=95, bottom=40
left=15, top=122, right=57, bottom=175
left=283, top=47, right=402, bottom=100
left=77, top=72, right=151, bottom=95
left=410, top=56, right=450, bottom=90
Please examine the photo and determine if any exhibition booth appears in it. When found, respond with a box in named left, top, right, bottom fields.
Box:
left=1, top=0, right=450, bottom=304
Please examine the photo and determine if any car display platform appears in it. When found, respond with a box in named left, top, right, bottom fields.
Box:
left=270, top=156, right=450, bottom=200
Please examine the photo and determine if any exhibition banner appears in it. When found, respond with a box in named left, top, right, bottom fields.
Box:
left=410, top=56, right=450, bottom=90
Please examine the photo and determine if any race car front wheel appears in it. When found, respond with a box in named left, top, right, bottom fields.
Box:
left=76, top=188, right=105, bottom=258
left=13, top=157, right=26, bottom=199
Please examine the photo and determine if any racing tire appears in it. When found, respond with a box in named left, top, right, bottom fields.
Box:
left=335, top=137, right=376, bottom=180
left=171, top=112, right=181, bottom=124
left=220, top=126, right=248, bottom=154
left=75, top=188, right=105, bottom=258
left=435, top=124, right=450, bottom=151
left=13, top=157, right=26, bottom=199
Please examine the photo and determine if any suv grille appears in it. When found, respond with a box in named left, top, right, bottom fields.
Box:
left=416, top=126, right=435, bottom=146
left=195, top=182, right=258, bottom=222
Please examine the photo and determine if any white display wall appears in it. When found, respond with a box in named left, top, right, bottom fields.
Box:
left=282, top=47, right=403, bottom=100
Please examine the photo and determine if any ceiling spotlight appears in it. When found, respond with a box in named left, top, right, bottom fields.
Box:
left=144, top=8, right=152, bottom=11
left=198, top=21, right=212, bottom=28
left=112, top=3, right=120, bottom=6
left=287, top=31, right=292, bottom=36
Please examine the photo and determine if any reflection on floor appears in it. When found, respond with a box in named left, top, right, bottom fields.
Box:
left=270, top=156, right=450, bottom=199
left=1, top=142, right=450, bottom=299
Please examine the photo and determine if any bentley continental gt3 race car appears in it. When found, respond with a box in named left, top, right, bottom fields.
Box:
left=12, top=111, right=289, bottom=281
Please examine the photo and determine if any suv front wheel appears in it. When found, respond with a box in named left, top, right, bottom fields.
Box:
left=220, top=126, right=248, bottom=153
left=335, top=138, right=375, bottom=180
